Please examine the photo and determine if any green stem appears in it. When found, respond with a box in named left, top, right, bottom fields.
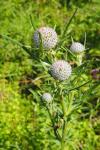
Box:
left=60, top=90, right=76, bottom=150
left=61, top=119, right=66, bottom=150
left=76, top=54, right=83, bottom=66
left=60, top=96, right=66, bottom=116
left=46, top=105, right=61, bottom=141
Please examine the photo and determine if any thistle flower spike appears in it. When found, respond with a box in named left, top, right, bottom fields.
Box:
left=70, top=42, right=85, bottom=54
left=50, top=60, right=72, bottom=81
left=33, top=27, right=58, bottom=49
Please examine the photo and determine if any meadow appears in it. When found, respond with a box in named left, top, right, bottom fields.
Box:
left=0, top=0, right=100, bottom=150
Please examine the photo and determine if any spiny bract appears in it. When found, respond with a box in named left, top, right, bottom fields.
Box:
left=50, top=60, right=72, bottom=81
left=42, top=93, right=52, bottom=103
left=33, top=27, right=58, bottom=49
left=70, top=42, right=85, bottom=53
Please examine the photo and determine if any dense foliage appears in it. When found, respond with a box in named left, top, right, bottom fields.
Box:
left=0, top=0, right=100, bottom=149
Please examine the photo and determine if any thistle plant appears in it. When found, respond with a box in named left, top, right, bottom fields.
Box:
left=31, top=11, right=92, bottom=150
left=0, top=13, right=85, bottom=150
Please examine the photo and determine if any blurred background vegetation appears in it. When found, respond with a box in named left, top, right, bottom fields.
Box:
left=0, top=0, right=100, bottom=149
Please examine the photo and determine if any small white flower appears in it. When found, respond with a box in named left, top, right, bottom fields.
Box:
left=42, top=93, right=52, bottom=103
left=33, top=27, right=58, bottom=49
left=50, top=60, right=72, bottom=81
left=70, top=42, right=85, bottom=54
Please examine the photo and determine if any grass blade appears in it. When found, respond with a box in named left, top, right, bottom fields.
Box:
left=29, top=15, right=36, bottom=30
left=62, top=8, right=78, bottom=37
left=0, top=34, right=31, bottom=55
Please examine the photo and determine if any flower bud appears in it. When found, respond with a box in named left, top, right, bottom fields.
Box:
left=42, top=93, right=52, bottom=103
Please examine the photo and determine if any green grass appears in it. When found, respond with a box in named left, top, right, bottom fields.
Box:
left=0, top=0, right=100, bottom=150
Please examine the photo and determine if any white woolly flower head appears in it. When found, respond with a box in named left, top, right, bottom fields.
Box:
left=50, top=60, right=72, bottom=81
left=42, top=93, right=52, bottom=103
left=33, top=27, right=58, bottom=49
left=70, top=42, right=85, bottom=54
